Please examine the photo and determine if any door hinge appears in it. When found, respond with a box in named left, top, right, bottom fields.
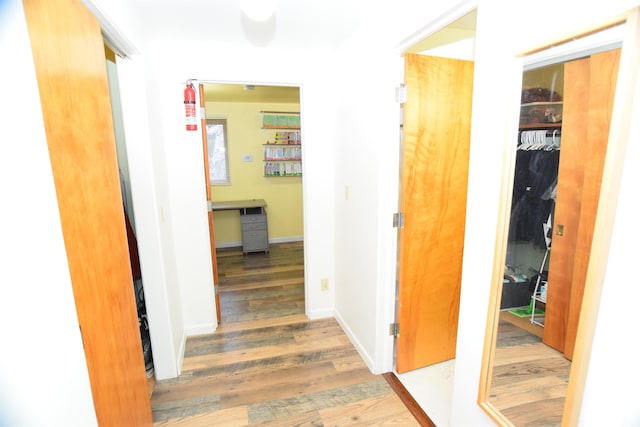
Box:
left=207, top=200, right=214, bottom=212
left=395, top=84, right=407, bottom=104
left=200, top=107, right=206, bottom=118
left=389, top=323, right=400, bottom=337
left=393, top=212, right=404, bottom=228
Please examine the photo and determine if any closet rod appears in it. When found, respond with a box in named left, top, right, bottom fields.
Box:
left=518, top=129, right=561, bottom=136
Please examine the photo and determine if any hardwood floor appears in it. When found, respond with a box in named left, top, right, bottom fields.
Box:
left=217, top=242, right=306, bottom=323
left=488, top=311, right=571, bottom=427
left=150, top=242, right=420, bottom=426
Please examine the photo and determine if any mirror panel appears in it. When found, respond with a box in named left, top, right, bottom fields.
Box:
left=489, top=61, right=570, bottom=426
left=478, top=12, right=638, bottom=426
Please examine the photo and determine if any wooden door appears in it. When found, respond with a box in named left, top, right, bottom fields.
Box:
left=396, top=54, right=474, bottom=373
left=543, top=49, right=620, bottom=358
left=198, top=84, right=222, bottom=323
left=541, top=58, right=590, bottom=355
left=23, top=0, right=153, bottom=425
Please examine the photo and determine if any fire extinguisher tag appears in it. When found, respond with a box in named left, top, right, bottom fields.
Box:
left=184, top=83, right=198, bottom=131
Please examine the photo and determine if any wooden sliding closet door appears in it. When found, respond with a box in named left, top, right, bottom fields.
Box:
left=542, top=58, right=590, bottom=355
left=563, top=49, right=620, bottom=359
left=543, top=49, right=620, bottom=358
left=23, top=0, right=153, bottom=424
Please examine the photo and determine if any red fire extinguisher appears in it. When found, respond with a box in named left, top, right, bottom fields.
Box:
left=184, top=82, right=197, bottom=131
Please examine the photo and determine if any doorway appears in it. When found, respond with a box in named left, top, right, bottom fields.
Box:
left=105, top=45, right=155, bottom=383
left=392, top=9, right=477, bottom=427
left=200, top=83, right=305, bottom=322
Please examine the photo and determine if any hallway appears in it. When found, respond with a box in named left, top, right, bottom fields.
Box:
left=150, top=242, right=420, bottom=426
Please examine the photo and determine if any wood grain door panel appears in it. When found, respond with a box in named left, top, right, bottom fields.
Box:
left=396, top=54, right=474, bottom=373
left=199, top=84, right=221, bottom=323
left=23, top=0, right=153, bottom=424
left=543, top=49, right=620, bottom=358
left=542, top=58, right=590, bottom=353
left=563, top=49, right=620, bottom=359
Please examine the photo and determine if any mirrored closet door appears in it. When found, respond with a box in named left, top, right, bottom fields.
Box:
left=480, top=23, right=625, bottom=426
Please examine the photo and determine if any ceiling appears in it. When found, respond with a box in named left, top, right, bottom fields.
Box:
left=143, top=3, right=476, bottom=104
left=406, top=9, right=477, bottom=54
left=128, top=0, right=354, bottom=104
left=129, top=0, right=367, bottom=49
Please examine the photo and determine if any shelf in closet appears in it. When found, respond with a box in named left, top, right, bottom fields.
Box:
left=520, top=101, right=563, bottom=128
left=519, top=122, right=562, bottom=130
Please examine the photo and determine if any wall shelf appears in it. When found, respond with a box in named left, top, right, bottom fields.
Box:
left=262, top=112, right=302, bottom=177
left=262, top=125, right=301, bottom=130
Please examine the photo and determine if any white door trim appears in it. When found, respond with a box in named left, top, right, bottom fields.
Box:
left=81, top=0, right=139, bottom=58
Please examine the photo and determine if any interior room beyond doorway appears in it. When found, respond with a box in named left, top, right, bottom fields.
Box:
left=202, top=83, right=305, bottom=322
left=202, top=83, right=303, bottom=250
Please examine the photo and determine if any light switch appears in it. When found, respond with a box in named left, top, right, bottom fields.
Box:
left=242, top=154, right=254, bottom=162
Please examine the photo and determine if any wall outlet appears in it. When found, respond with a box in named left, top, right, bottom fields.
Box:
left=242, top=154, right=254, bottom=162
left=320, top=278, right=329, bottom=291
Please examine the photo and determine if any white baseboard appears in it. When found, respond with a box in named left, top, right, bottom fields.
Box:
left=184, top=323, right=216, bottom=337
left=176, top=330, right=187, bottom=376
left=215, top=240, right=242, bottom=249
left=215, top=236, right=304, bottom=249
left=270, top=236, right=303, bottom=244
left=307, top=307, right=334, bottom=320
left=177, top=323, right=216, bottom=376
left=334, top=310, right=376, bottom=373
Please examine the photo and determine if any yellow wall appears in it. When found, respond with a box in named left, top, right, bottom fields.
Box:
left=206, top=101, right=303, bottom=246
left=522, top=63, right=564, bottom=98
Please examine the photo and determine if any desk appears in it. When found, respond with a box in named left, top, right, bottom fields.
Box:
left=211, top=199, right=268, bottom=254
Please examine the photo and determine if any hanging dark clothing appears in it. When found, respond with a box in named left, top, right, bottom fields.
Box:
left=509, top=150, right=560, bottom=247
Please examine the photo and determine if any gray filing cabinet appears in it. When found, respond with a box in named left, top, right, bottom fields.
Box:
left=240, top=207, right=269, bottom=254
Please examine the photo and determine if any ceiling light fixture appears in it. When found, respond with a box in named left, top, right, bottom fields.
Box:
left=240, top=0, right=279, bottom=22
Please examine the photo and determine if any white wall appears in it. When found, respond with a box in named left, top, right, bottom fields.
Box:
left=331, top=44, right=402, bottom=372
left=0, top=1, right=97, bottom=425
left=146, top=62, right=217, bottom=339
left=117, top=57, right=186, bottom=380
left=135, top=40, right=339, bottom=322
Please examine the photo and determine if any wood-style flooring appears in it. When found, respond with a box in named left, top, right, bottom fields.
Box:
left=489, top=311, right=572, bottom=427
left=217, top=242, right=306, bottom=323
left=150, top=242, right=420, bottom=426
